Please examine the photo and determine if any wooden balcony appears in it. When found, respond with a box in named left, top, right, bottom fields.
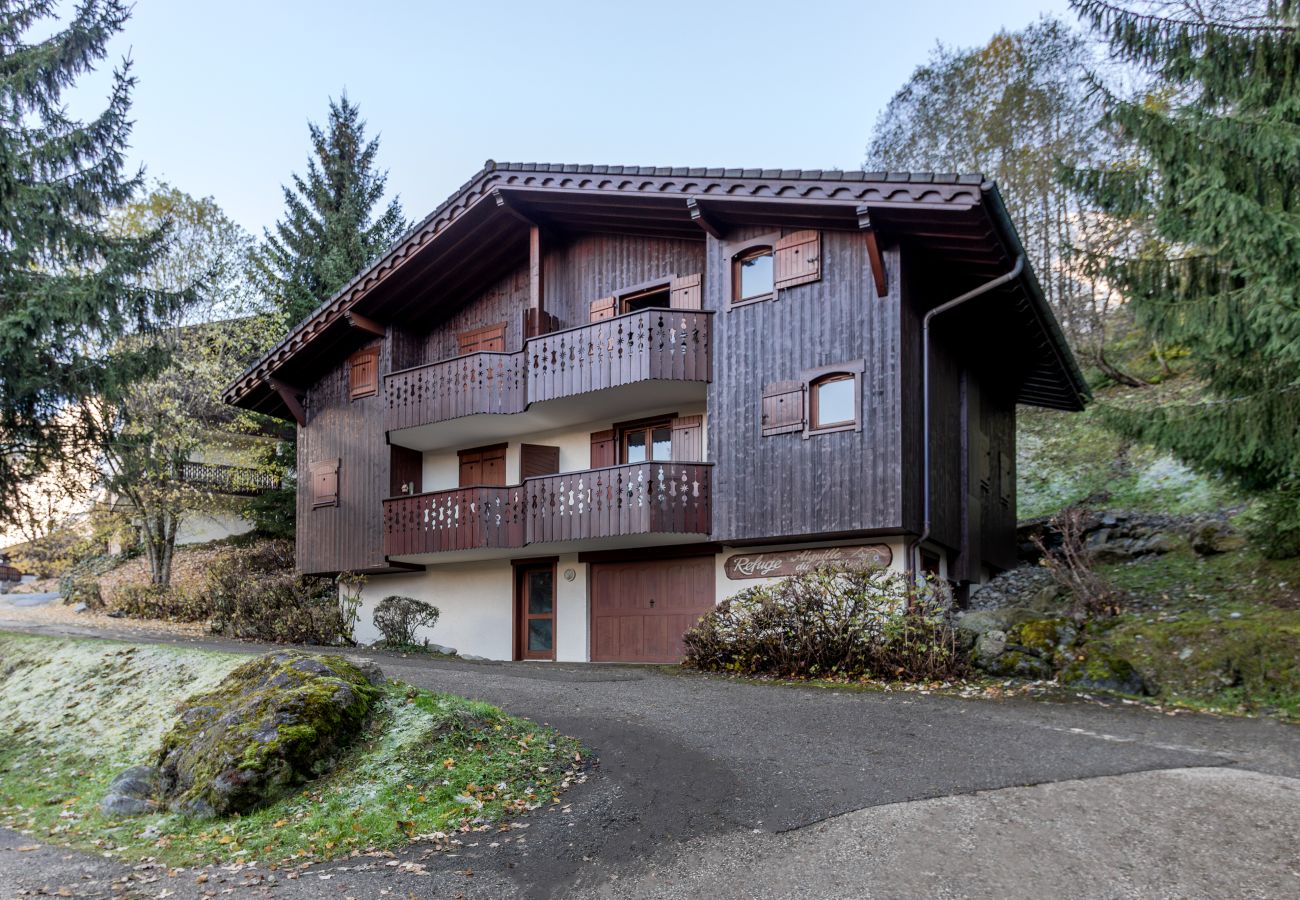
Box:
left=382, top=462, right=712, bottom=557
left=385, top=310, right=712, bottom=433
left=382, top=485, right=525, bottom=556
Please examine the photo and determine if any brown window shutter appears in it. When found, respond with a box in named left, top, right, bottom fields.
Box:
left=520, top=443, right=560, bottom=479
left=349, top=347, right=379, bottom=400
left=761, top=381, right=805, bottom=436
left=458, top=322, right=507, bottom=354
left=669, top=273, right=702, bottom=310
left=670, top=415, right=704, bottom=461
left=589, top=296, right=616, bottom=322
left=590, top=429, right=616, bottom=468
left=390, top=446, right=422, bottom=496
left=774, top=230, right=821, bottom=290
left=310, top=459, right=340, bottom=508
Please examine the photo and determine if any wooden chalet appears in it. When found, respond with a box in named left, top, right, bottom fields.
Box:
left=224, top=161, right=1086, bottom=662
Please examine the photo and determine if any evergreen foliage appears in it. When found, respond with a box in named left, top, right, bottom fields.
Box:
left=0, top=1, right=185, bottom=526
left=252, top=94, right=406, bottom=328
left=1068, top=0, right=1300, bottom=556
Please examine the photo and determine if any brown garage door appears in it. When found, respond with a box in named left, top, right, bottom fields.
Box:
left=590, top=556, right=715, bottom=663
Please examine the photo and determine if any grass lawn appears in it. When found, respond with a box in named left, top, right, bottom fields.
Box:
left=0, top=633, right=583, bottom=868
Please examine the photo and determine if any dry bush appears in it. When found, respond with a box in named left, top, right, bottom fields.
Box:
left=1031, top=506, right=1123, bottom=619
left=113, top=583, right=210, bottom=622
left=683, top=566, right=965, bottom=681
left=204, top=540, right=352, bottom=645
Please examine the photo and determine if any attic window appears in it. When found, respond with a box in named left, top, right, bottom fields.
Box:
left=734, top=247, right=774, bottom=303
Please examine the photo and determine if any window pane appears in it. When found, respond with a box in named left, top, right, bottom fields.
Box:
left=528, top=618, right=553, bottom=652
left=527, top=570, right=553, bottom=614
left=815, top=377, right=856, bottom=427
left=651, top=426, right=673, bottom=460
left=738, top=252, right=773, bottom=300
left=625, top=430, right=648, bottom=463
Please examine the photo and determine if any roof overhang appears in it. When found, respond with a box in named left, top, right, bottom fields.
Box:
left=224, top=162, right=1088, bottom=417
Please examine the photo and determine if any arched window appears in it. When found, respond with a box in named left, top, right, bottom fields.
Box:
left=733, top=245, right=774, bottom=304
left=809, top=371, right=858, bottom=432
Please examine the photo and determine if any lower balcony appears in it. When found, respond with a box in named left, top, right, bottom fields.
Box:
left=382, top=462, right=712, bottom=559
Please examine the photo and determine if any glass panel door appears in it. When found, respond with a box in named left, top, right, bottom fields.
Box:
left=519, top=565, right=555, bottom=660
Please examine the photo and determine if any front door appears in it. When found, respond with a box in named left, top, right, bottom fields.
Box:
left=516, top=563, right=555, bottom=660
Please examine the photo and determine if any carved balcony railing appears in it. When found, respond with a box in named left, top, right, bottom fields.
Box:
left=523, top=462, right=712, bottom=544
left=384, top=310, right=712, bottom=433
left=178, top=462, right=281, bottom=496
left=382, top=486, right=525, bottom=556
left=524, top=310, right=712, bottom=405
left=386, top=351, right=527, bottom=431
left=382, top=462, right=712, bottom=557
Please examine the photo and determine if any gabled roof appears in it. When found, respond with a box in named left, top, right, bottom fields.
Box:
left=223, top=160, right=1088, bottom=416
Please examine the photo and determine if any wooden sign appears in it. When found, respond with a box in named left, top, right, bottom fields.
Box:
left=723, top=544, right=893, bottom=580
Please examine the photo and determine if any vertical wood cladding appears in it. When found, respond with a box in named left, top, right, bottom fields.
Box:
left=405, top=234, right=705, bottom=366
left=708, top=228, right=904, bottom=542
left=544, top=234, right=705, bottom=330
left=296, top=335, right=392, bottom=575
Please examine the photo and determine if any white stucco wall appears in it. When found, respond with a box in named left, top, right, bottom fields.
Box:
left=554, top=552, right=588, bottom=662
left=421, top=403, right=708, bottom=492
left=175, top=509, right=255, bottom=547
left=356, top=535, right=925, bottom=662
left=355, top=561, right=514, bottom=659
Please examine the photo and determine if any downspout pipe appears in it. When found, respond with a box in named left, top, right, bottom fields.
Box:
left=915, top=253, right=1025, bottom=577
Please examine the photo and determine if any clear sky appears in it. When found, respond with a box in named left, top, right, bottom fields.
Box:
left=71, top=0, right=1078, bottom=237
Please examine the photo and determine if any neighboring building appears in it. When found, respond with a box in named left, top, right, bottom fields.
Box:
left=223, top=162, right=1086, bottom=662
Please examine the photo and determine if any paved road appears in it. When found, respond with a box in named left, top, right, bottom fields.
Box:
left=2, top=623, right=1298, bottom=899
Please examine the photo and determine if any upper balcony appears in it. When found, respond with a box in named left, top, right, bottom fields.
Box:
left=385, top=309, right=712, bottom=450
left=381, top=461, right=712, bottom=560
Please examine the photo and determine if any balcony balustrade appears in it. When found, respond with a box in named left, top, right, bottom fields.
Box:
left=385, top=310, right=711, bottom=433
left=382, top=462, right=712, bottom=557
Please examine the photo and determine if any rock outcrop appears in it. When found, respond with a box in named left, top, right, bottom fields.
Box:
left=152, top=651, right=382, bottom=818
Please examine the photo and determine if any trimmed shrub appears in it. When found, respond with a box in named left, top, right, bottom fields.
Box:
left=204, top=540, right=352, bottom=646
left=683, top=565, right=965, bottom=681
left=372, top=595, right=440, bottom=648
left=62, top=574, right=104, bottom=610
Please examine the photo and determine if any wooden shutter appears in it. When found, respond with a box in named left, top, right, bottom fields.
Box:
left=589, top=296, right=616, bottom=322
left=349, top=347, right=379, bottom=400
left=310, top=459, right=340, bottom=508
left=774, top=230, right=821, bottom=290
left=671, top=415, right=704, bottom=461
left=459, top=445, right=506, bottom=486
left=390, top=446, right=423, bottom=496
left=458, top=322, right=507, bottom=354
left=590, top=429, right=616, bottom=468
left=520, top=443, right=560, bottom=479
left=669, top=273, right=702, bottom=310
left=761, top=381, right=805, bottom=436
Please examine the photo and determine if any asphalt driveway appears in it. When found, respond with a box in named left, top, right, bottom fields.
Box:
left=2, top=624, right=1298, bottom=898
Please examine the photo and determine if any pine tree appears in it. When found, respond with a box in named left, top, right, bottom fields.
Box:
left=1068, top=0, right=1300, bottom=556
left=253, top=94, right=406, bottom=326
left=0, top=1, right=184, bottom=528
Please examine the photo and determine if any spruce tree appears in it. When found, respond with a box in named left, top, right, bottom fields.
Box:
left=254, top=94, right=406, bottom=326
left=0, top=1, right=183, bottom=527
left=1068, top=0, right=1300, bottom=555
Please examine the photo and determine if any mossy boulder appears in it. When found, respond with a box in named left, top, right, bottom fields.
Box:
left=155, top=651, right=382, bottom=818
left=1060, top=649, right=1149, bottom=696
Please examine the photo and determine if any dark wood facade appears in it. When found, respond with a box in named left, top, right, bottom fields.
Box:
left=227, top=163, right=1086, bottom=581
